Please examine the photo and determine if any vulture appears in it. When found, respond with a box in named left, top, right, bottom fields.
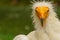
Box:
left=13, top=1, right=60, bottom=40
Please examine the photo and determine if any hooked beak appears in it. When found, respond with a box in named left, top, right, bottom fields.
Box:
left=40, top=18, right=44, bottom=27
left=35, top=6, right=49, bottom=27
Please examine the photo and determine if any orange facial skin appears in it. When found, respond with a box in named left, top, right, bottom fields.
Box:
left=35, top=6, right=49, bottom=27
left=35, top=6, right=49, bottom=20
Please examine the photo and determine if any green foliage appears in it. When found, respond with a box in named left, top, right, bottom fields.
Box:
left=56, top=6, right=60, bottom=19
left=0, top=2, right=34, bottom=40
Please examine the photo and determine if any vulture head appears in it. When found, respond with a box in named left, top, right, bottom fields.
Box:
left=31, top=1, right=59, bottom=30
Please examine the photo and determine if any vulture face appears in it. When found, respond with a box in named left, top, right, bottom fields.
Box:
left=35, top=6, right=49, bottom=27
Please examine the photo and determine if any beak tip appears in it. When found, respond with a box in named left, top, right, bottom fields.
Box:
left=40, top=18, right=44, bottom=27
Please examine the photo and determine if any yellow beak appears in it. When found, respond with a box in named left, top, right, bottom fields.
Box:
left=35, top=6, right=49, bottom=27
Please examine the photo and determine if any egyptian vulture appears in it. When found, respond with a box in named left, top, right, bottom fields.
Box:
left=13, top=1, right=60, bottom=40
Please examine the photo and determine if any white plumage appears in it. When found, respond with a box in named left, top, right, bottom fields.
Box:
left=13, top=35, right=29, bottom=40
left=13, top=1, right=60, bottom=40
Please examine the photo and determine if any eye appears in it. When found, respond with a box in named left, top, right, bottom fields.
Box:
left=35, top=7, right=41, bottom=12
left=44, top=7, right=49, bottom=12
left=47, top=10, right=49, bottom=12
left=35, top=8, right=40, bottom=14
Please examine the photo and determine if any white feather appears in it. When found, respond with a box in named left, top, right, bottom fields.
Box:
left=13, top=35, right=29, bottom=40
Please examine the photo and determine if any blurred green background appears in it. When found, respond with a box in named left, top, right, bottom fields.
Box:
left=0, top=0, right=60, bottom=40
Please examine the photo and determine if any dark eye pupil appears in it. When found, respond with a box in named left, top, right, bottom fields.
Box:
left=47, top=10, right=49, bottom=12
